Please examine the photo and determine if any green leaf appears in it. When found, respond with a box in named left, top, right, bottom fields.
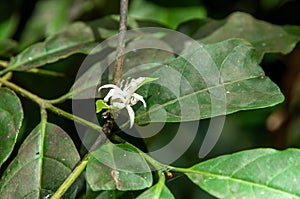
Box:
left=185, top=148, right=300, bottom=199
left=5, top=22, right=97, bottom=72
left=195, top=12, right=300, bottom=60
left=283, top=25, right=300, bottom=38
left=96, top=100, right=112, bottom=113
left=19, top=0, right=73, bottom=49
left=129, top=0, right=206, bottom=29
left=137, top=77, right=159, bottom=89
left=136, top=183, right=174, bottom=199
left=0, top=122, right=81, bottom=198
left=0, top=12, right=18, bottom=40
left=0, top=88, right=23, bottom=167
left=86, top=142, right=152, bottom=191
left=135, top=38, right=284, bottom=123
left=0, top=16, right=121, bottom=75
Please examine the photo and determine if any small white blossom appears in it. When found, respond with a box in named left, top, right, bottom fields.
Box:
left=98, top=77, right=148, bottom=128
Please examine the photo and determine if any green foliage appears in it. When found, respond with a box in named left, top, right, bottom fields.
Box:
left=136, top=173, right=174, bottom=199
left=0, top=0, right=300, bottom=198
left=0, top=122, right=80, bottom=198
left=135, top=38, right=284, bottom=123
left=19, top=0, right=73, bottom=49
left=186, top=148, right=300, bottom=198
left=137, top=184, right=174, bottom=199
left=180, top=12, right=300, bottom=61
left=0, top=88, right=23, bottom=167
left=86, top=142, right=152, bottom=191
left=96, top=100, right=112, bottom=113
left=0, top=12, right=18, bottom=40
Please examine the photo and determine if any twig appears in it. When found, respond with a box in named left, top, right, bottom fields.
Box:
left=0, top=77, right=103, bottom=198
left=51, top=1, right=129, bottom=197
left=112, top=0, right=129, bottom=86
left=0, top=72, right=12, bottom=87
left=102, top=0, right=129, bottom=137
left=26, top=68, right=65, bottom=77
left=46, top=92, right=72, bottom=104
left=0, top=77, right=102, bottom=132
left=0, top=1, right=129, bottom=198
left=0, top=60, right=8, bottom=68
left=47, top=104, right=103, bottom=132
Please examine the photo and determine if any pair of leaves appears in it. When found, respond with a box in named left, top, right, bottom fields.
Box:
left=186, top=148, right=300, bottom=198
left=86, top=145, right=300, bottom=199
left=0, top=122, right=80, bottom=198
left=4, top=11, right=299, bottom=73
left=0, top=14, right=164, bottom=75
left=65, top=13, right=289, bottom=124
left=0, top=88, right=23, bottom=168
left=70, top=36, right=284, bottom=124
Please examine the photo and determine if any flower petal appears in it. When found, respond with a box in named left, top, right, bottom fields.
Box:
left=132, top=93, right=147, bottom=107
left=103, top=89, right=116, bottom=102
left=126, top=105, right=135, bottom=128
left=99, top=84, right=126, bottom=102
left=113, top=102, right=126, bottom=109
left=124, top=77, right=145, bottom=96
left=110, top=92, right=126, bottom=103
left=98, top=84, right=119, bottom=92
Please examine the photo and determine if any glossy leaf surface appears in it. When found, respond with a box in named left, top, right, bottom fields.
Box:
left=0, top=123, right=80, bottom=198
left=0, top=88, right=23, bottom=167
left=0, top=16, right=120, bottom=75
left=135, top=39, right=284, bottom=124
left=186, top=148, right=300, bottom=198
left=86, top=142, right=152, bottom=191
left=136, top=182, right=174, bottom=199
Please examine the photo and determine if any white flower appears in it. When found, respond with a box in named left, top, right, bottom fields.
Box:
left=98, top=77, right=148, bottom=128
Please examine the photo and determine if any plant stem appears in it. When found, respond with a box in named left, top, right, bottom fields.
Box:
left=112, top=0, right=128, bottom=86
left=48, top=1, right=128, bottom=197
left=26, top=68, right=65, bottom=77
left=0, top=77, right=102, bottom=132
left=0, top=77, right=103, bottom=198
left=137, top=147, right=167, bottom=170
left=0, top=72, right=12, bottom=87
left=0, top=60, right=8, bottom=68
left=46, top=92, right=72, bottom=104
left=157, top=169, right=166, bottom=185
left=0, top=76, right=47, bottom=106
left=168, top=166, right=192, bottom=173
left=112, top=135, right=168, bottom=170
left=51, top=153, right=92, bottom=199
left=129, top=139, right=195, bottom=175
left=47, top=104, right=103, bottom=132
